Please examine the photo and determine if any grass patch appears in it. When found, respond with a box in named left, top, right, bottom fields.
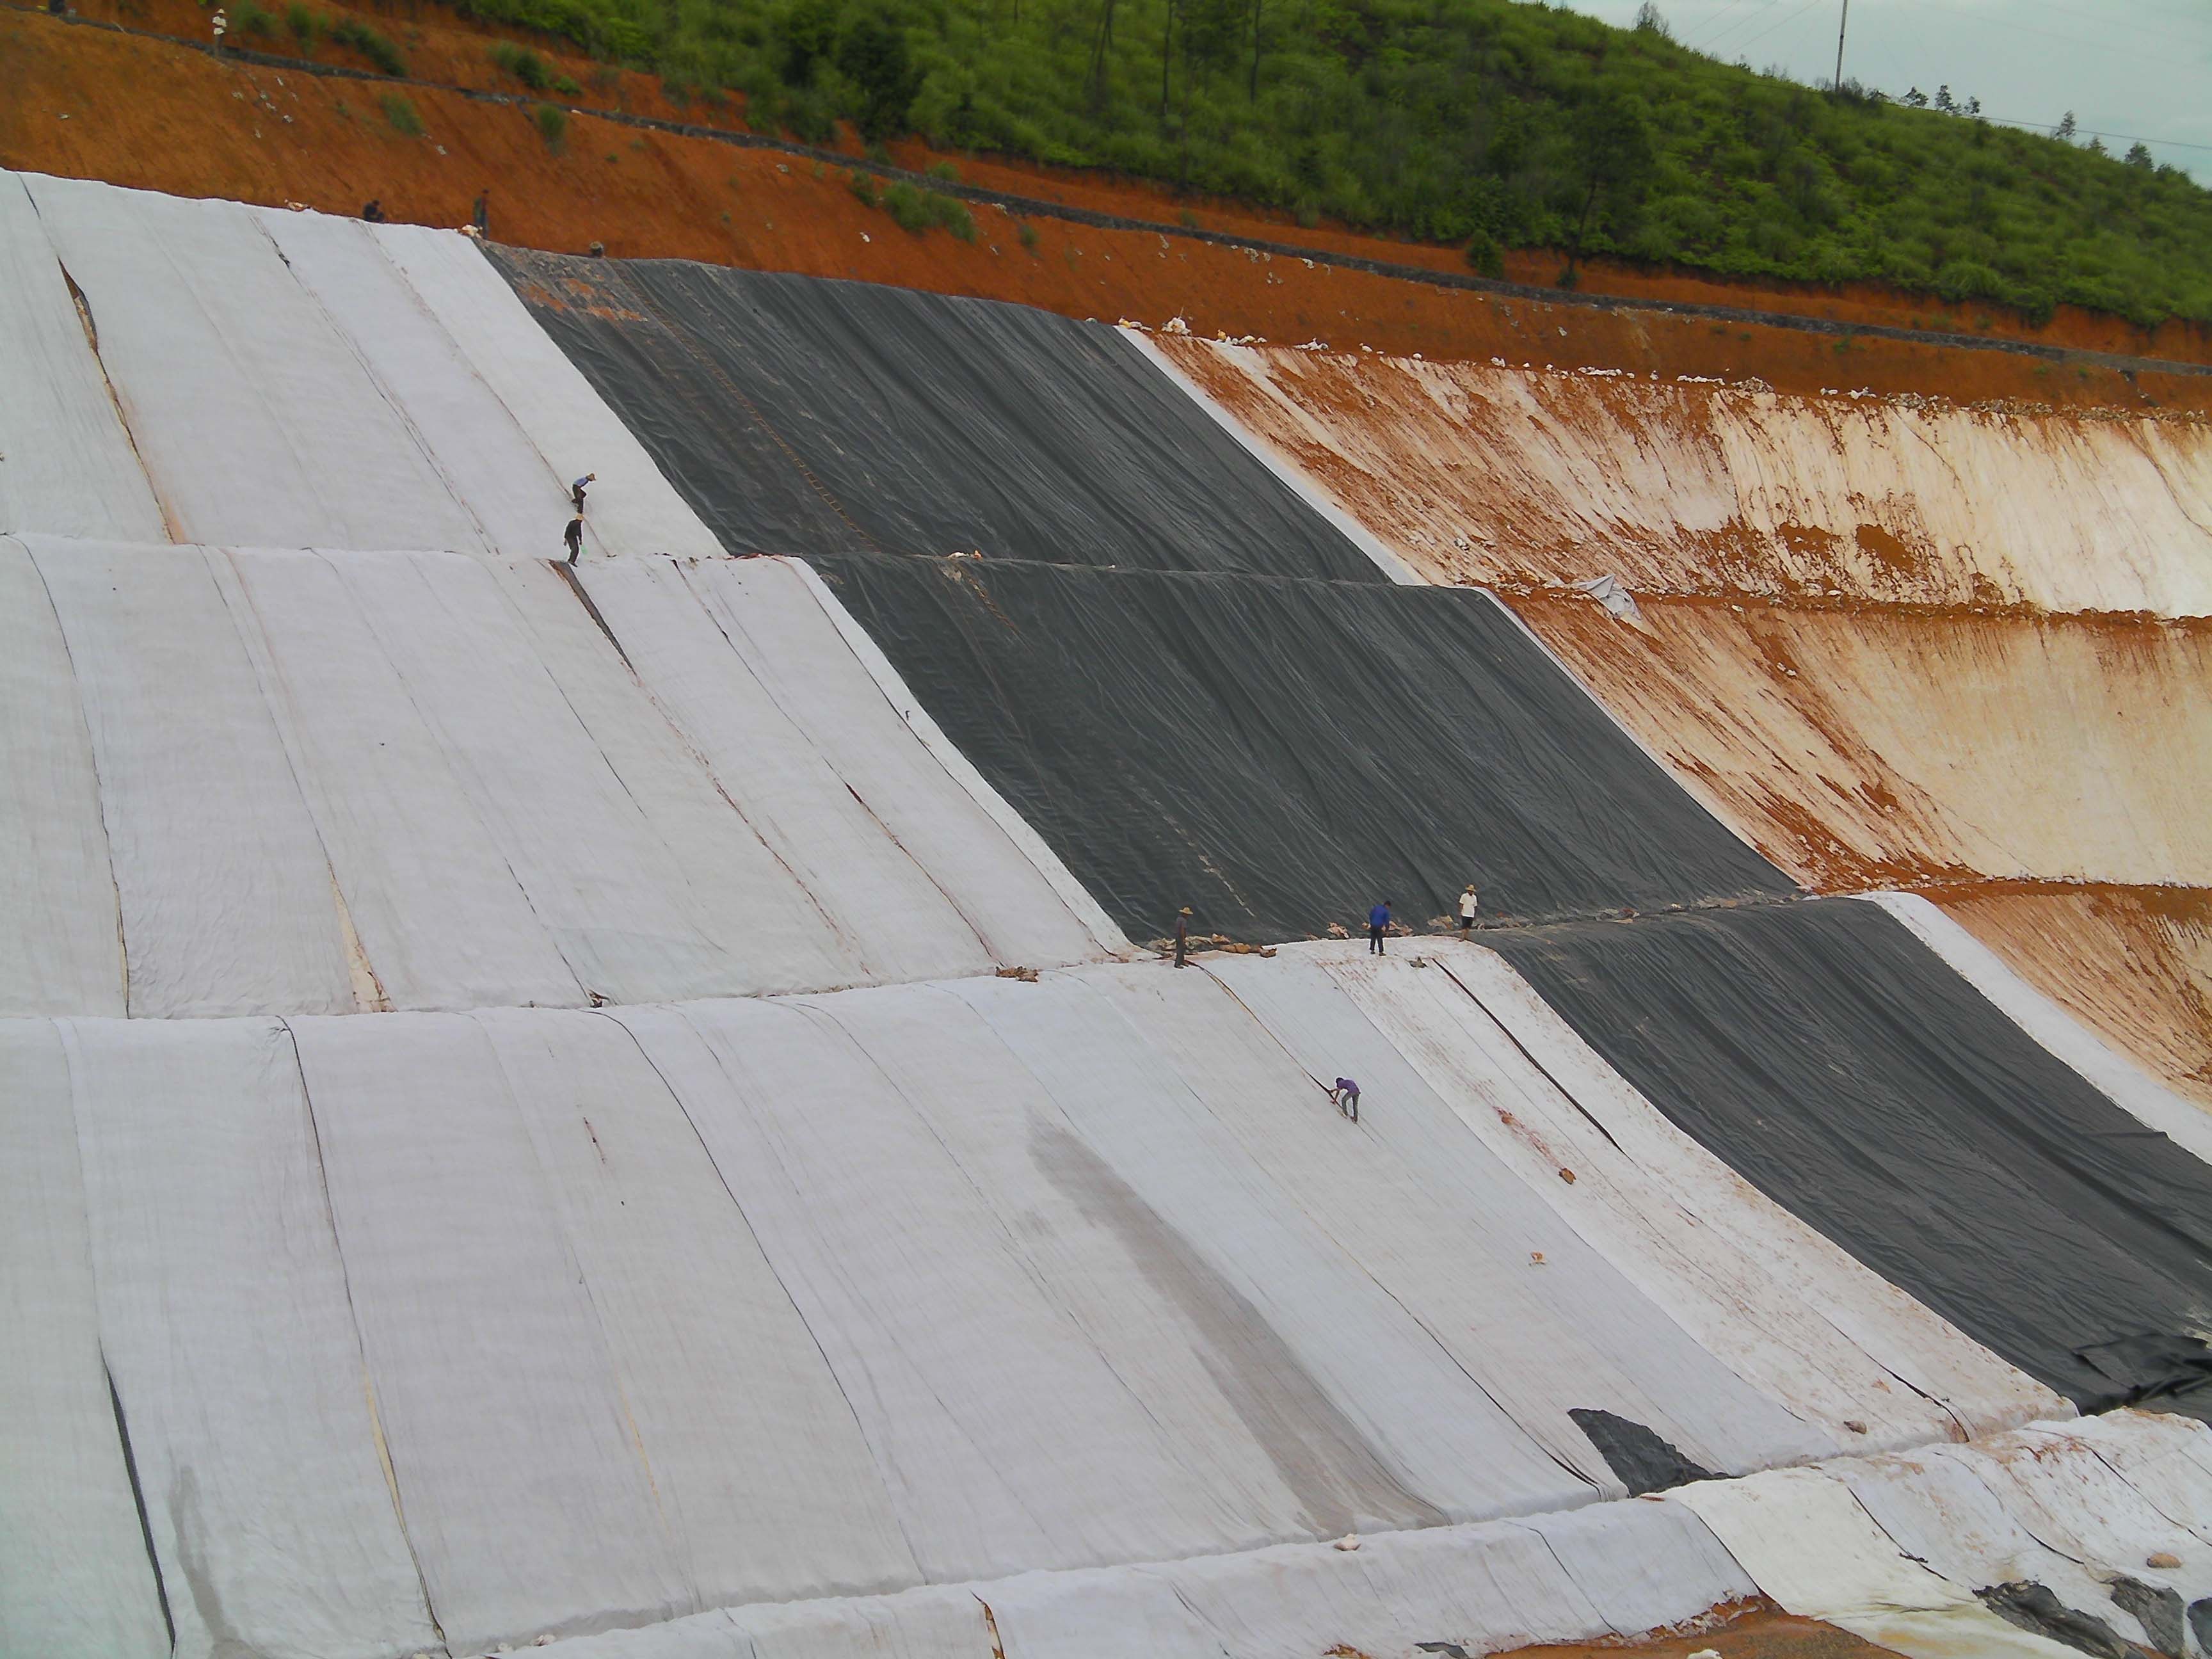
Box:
left=534, top=101, right=569, bottom=150
left=380, top=91, right=424, bottom=136
left=489, top=40, right=551, bottom=90
left=330, top=16, right=405, bottom=74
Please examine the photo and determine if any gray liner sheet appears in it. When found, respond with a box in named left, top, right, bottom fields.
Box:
left=489, top=249, right=1379, bottom=579
left=806, top=554, right=1797, bottom=941
left=1486, top=898, right=2212, bottom=1411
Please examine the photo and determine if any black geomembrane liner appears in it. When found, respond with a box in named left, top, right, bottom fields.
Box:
left=491, top=248, right=1379, bottom=580
left=807, top=553, right=1797, bottom=941
left=1487, top=899, right=2212, bottom=1412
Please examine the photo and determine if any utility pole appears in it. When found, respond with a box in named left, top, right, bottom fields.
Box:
left=1832, top=0, right=1850, bottom=92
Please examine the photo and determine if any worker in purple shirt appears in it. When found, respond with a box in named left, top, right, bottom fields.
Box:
left=1367, top=899, right=1391, bottom=955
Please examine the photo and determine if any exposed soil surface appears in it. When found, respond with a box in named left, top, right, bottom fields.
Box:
left=6, top=5, right=2210, bottom=408
left=1514, top=593, right=2212, bottom=892
left=1164, top=341, right=2212, bottom=609
left=35, top=0, right=2212, bottom=370
left=1481, top=1603, right=1906, bottom=1659
left=1928, top=881, right=2212, bottom=1107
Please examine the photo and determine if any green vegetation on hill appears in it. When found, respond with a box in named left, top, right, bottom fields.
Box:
left=444, top=0, right=2212, bottom=326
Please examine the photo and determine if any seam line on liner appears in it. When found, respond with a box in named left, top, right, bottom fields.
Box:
left=278, top=1014, right=450, bottom=1648
left=104, top=1358, right=175, bottom=1651
left=19, top=538, right=132, bottom=1014
left=19, top=6, right=2212, bottom=383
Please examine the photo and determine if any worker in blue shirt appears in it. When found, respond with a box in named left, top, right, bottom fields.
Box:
left=1367, top=899, right=1392, bottom=955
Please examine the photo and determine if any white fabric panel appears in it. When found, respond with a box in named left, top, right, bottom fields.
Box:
left=730, top=1585, right=1003, bottom=1659
left=786, top=559, right=1131, bottom=957
left=581, top=557, right=996, bottom=986
left=373, top=222, right=725, bottom=559
left=253, top=207, right=573, bottom=560
left=678, top=559, right=1107, bottom=968
left=943, top=969, right=1595, bottom=1524
left=1864, top=892, right=2212, bottom=1166
left=2043, top=1409, right=2212, bottom=1546
left=0, top=540, right=123, bottom=1016
left=1671, top=1465, right=1975, bottom=1614
left=0, top=1022, right=168, bottom=1659
left=622, top=996, right=1238, bottom=1582
left=1832, top=1447, right=2158, bottom=1648
left=1932, top=1430, right=2212, bottom=1601
left=482, top=556, right=869, bottom=997
left=1115, top=952, right=1836, bottom=1482
left=60, top=1016, right=438, bottom=1659
left=35, top=543, right=354, bottom=1017
left=796, top=982, right=1323, bottom=1546
left=1407, top=938, right=2067, bottom=1436
left=984, top=1566, right=1223, bottom=1659
left=1518, top=1498, right=1756, bottom=1638
left=470, top=1006, right=918, bottom=1605
left=330, top=551, right=758, bottom=1004
left=22, top=176, right=483, bottom=552
left=221, top=547, right=583, bottom=1011
left=290, top=1012, right=692, bottom=1653
left=1672, top=1466, right=2097, bottom=1659
left=0, top=177, right=166, bottom=540
left=1309, top=943, right=1953, bottom=1450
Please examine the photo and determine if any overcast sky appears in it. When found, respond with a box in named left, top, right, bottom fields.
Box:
left=1551, top=0, right=2212, bottom=183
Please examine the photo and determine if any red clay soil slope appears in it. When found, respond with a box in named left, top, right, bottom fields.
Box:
left=4, top=6, right=2210, bottom=410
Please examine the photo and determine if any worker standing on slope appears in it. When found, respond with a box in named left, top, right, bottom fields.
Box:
left=1368, top=899, right=1392, bottom=956
left=563, top=514, right=584, bottom=565
left=1457, top=883, right=1479, bottom=940
left=472, top=190, right=490, bottom=236
left=571, top=471, right=596, bottom=515
left=211, top=7, right=226, bottom=51
left=1173, top=906, right=1193, bottom=968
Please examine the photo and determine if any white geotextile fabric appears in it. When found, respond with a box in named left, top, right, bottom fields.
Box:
left=371, top=221, right=726, bottom=559
left=622, top=994, right=1259, bottom=1581
left=1864, top=892, right=2212, bottom=1166
left=289, top=1013, right=696, bottom=1653
left=2042, top=1409, right=2212, bottom=1547
left=1181, top=950, right=1840, bottom=1479
left=673, top=557, right=1116, bottom=967
left=0, top=540, right=124, bottom=1015
left=1929, top=1427, right=2212, bottom=1602
left=1361, top=938, right=2065, bottom=1436
left=0, top=1023, right=167, bottom=1659
left=1302, top=940, right=2019, bottom=1449
left=4, top=540, right=1109, bottom=1017
left=943, top=970, right=1601, bottom=1519
left=532, top=1497, right=1754, bottom=1659
left=58, top=1017, right=438, bottom=1659
left=577, top=556, right=1005, bottom=988
left=0, top=177, right=166, bottom=541
left=252, top=205, right=579, bottom=561
left=1831, top=1444, right=2163, bottom=1651
left=20, top=174, right=486, bottom=552
left=35, top=542, right=358, bottom=1018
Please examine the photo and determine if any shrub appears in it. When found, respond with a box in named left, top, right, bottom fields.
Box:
left=330, top=17, right=405, bottom=74
left=534, top=100, right=568, bottom=150
left=231, top=1, right=276, bottom=40
left=380, top=92, right=424, bottom=136
left=490, top=41, right=552, bottom=90
left=847, top=170, right=879, bottom=207
left=1464, top=230, right=1505, bottom=279
left=284, top=3, right=320, bottom=49
left=929, top=191, right=977, bottom=240
left=928, top=160, right=959, bottom=182
left=881, top=179, right=931, bottom=232
left=553, top=74, right=582, bottom=96
left=1016, top=219, right=1039, bottom=250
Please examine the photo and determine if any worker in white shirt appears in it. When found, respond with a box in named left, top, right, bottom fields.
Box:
left=1457, top=883, right=1479, bottom=940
